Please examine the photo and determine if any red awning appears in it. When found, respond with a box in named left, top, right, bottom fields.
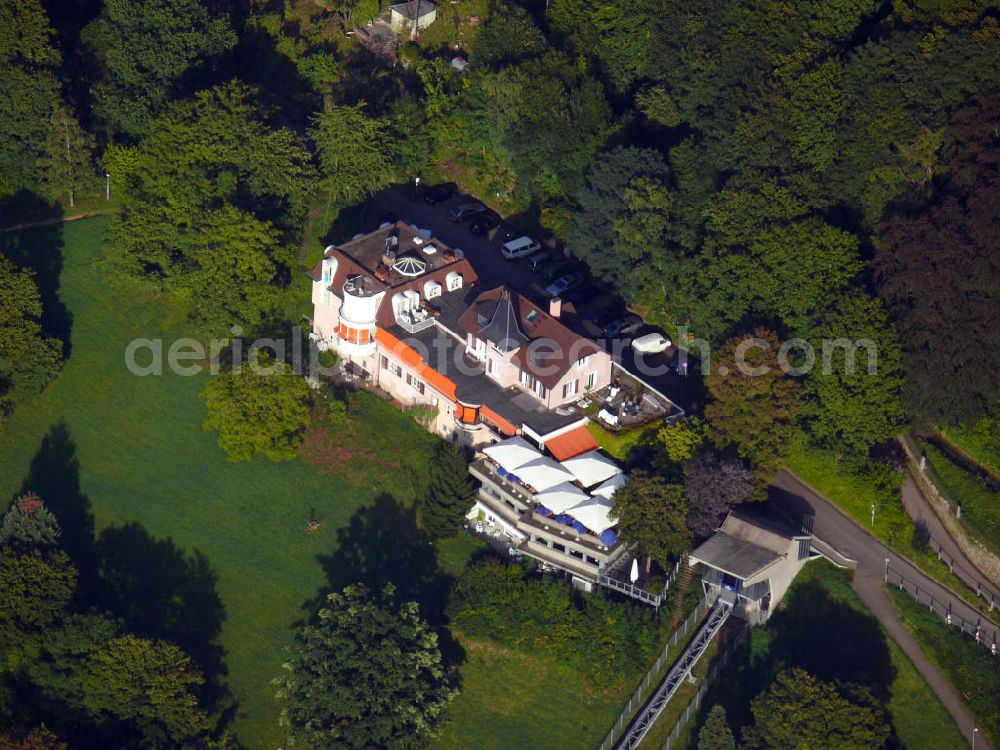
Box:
left=545, top=424, right=600, bottom=461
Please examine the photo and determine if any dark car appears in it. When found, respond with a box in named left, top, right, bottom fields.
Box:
left=602, top=313, right=643, bottom=338
left=449, top=201, right=487, bottom=222
left=540, top=259, right=575, bottom=281
left=468, top=211, right=502, bottom=235
left=559, top=284, right=593, bottom=306
left=527, top=249, right=556, bottom=271
left=593, top=306, right=624, bottom=329
left=423, top=182, right=458, bottom=205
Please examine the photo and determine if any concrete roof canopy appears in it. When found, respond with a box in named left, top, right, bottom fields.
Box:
left=565, top=495, right=616, bottom=534
left=391, top=0, right=437, bottom=19
left=592, top=472, right=627, bottom=501
left=534, top=482, right=589, bottom=513
left=515, top=456, right=576, bottom=492
left=482, top=436, right=543, bottom=472
left=560, top=449, right=621, bottom=489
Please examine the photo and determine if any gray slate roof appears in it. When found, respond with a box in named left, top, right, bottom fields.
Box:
left=690, top=532, right=782, bottom=580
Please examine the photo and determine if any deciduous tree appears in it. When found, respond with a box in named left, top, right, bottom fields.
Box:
left=0, top=550, right=76, bottom=633
left=91, top=0, right=236, bottom=137
left=176, top=205, right=292, bottom=336
left=310, top=103, right=394, bottom=207
left=202, top=355, right=312, bottom=462
left=38, top=102, right=94, bottom=207
left=78, top=635, right=210, bottom=749
left=276, top=584, right=456, bottom=750
left=804, top=293, right=904, bottom=454
left=684, top=451, right=755, bottom=537
left=874, top=89, right=1000, bottom=423
left=0, top=0, right=61, bottom=197
left=705, top=329, right=802, bottom=471
left=659, top=417, right=707, bottom=464
left=0, top=256, right=63, bottom=414
left=611, top=471, right=691, bottom=568
left=745, top=668, right=890, bottom=750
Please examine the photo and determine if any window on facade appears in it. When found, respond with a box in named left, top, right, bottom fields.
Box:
left=586, top=555, right=599, bottom=566
left=432, top=396, right=439, bottom=406
left=520, top=370, right=532, bottom=388
left=587, top=371, right=597, bottom=390
left=393, top=364, right=403, bottom=377
left=552, top=542, right=566, bottom=553
left=577, top=355, right=588, bottom=368
left=536, top=382, right=547, bottom=399
left=568, top=549, right=584, bottom=560
left=416, top=381, right=425, bottom=395
left=380, top=356, right=388, bottom=370
left=405, top=373, right=413, bottom=386
left=562, top=379, right=578, bottom=398
left=488, top=358, right=499, bottom=376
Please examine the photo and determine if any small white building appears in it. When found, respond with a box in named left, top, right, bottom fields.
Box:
left=390, top=1, right=437, bottom=33
left=689, top=507, right=815, bottom=624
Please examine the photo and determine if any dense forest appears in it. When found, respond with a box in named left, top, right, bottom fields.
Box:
left=1, top=0, right=999, bottom=747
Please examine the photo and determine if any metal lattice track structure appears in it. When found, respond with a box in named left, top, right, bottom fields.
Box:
left=614, top=598, right=733, bottom=750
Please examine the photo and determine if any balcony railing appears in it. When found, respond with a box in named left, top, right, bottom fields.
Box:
left=395, top=308, right=436, bottom=333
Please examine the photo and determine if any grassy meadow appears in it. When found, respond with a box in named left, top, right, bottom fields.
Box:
left=0, top=217, right=634, bottom=750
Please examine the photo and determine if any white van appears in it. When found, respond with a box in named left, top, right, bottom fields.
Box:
left=501, top=236, right=541, bottom=260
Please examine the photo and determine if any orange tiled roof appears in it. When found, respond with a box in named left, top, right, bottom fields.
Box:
left=545, top=424, right=600, bottom=461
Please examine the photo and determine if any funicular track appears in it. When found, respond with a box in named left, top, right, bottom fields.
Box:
left=614, top=597, right=733, bottom=750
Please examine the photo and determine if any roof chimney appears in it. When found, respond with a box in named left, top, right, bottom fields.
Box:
left=549, top=297, right=562, bottom=319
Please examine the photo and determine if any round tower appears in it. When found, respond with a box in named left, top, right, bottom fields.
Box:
left=338, top=275, right=379, bottom=356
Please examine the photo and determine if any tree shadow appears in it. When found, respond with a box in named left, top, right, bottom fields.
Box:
left=700, top=575, right=899, bottom=745
left=16, top=423, right=234, bottom=720
left=93, top=523, right=230, bottom=713
left=0, top=191, right=73, bottom=356
left=18, top=421, right=98, bottom=594
left=767, top=581, right=896, bottom=701
left=305, top=494, right=465, bottom=668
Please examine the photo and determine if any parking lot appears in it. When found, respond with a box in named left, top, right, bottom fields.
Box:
left=363, top=184, right=702, bottom=411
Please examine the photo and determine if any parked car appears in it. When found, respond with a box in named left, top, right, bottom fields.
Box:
left=423, top=182, right=457, bottom=204
left=448, top=201, right=487, bottom=222
left=546, top=272, right=583, bottom=297
left=632, top=332, right=671, bottom=353
left=593, top=305, right=624, bottom=329
left=527, top=249, right=556, bottom=271
left=501, top=235, right=541, bottom=260
left=602, top=314, right=643, bottom=337
left=559, top=284, right=593, bottom=306
left=468, top=211, right=501, bottom=235
left=540, top=259, right=575, bottom=281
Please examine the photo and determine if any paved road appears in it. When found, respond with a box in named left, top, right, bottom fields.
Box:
left=770, top=470, right=996, bottom=750
left=900, top=472, right=1000, bottom=604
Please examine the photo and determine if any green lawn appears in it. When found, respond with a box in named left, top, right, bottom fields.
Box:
left=587, top=421, right=657, bottom=463
left=940, top=422, right=1000, bottom=477
left=0, top=217, right=651, bottom=750
left=0, top=218, right=416, bottom=747
left=921, top=440, right=1000, bottom=556
left=433, top=634, right=631, bottom=750
left=683, top=562, right=965, bottom=750
left=784, top=444, right=976, bottom=599
left=889, top=586, right=1000, bottom=746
